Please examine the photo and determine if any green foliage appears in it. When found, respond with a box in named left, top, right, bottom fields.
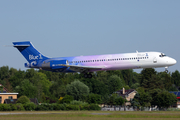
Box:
left=70, top=100, right=88, bottom=105
left=66, top=104, right=80, bottom=110
left=51, top=103, right=66, bottom=110
left=33, top=72, right=51, bottom=95
left=49, top=79, right=66, bottom=99
left=0, top=104, right=11, bottom=111
left=0, top=86, right=3, bottom=92
left=171, top=70, right=180, bottom=86
left=23, top=102, right=36, bottom=111
left=0, top=66, right=180, bottom=111
left=35, top=104, right=55, bottom=111
left=106, top=70, right=123, bottom=78
left=153, top=91, right=177, bottom=109
left=131, top=83, right=140, bottom=89
left=140, top=68, right=156, bottom=85
left=35, top=104, right=49, bottom=111
left=16, top=96, right=30, bottom=104
left=108, top=94, right=117, bottom=106
left=115, top=96, right=125, bottom=105
left=15, top=79, right=37, bottom=98
left=141, top=74, right=164, bottom=92
left=80, top=78, right=109, bottom=96
left=123, top=85, right=130, bottom=90
left=80, top=104, right=90, bottom=110
left=10, top=104, right=17, bottom=111
left=121, top=69, right=133, bottom=86
left=58, top=95, right=74, bottom=104
left=131, top=91, right=152, bottom=107
left=87, top=93, right=102, bottom=104
left=108, top=75, right=124, bottom=94
left=89, top=104, right=101, bottom=110
left=0, top=66, right=10, bottom=80
left=66, top=80, right=89, bottom=100
left=158, top=72, right=172, bottom=90
left=14, top=103, right=25, bottom=111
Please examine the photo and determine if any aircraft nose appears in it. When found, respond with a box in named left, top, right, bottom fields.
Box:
left=169, top=58, right=177, bottom=65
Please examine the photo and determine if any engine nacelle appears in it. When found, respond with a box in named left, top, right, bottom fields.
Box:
left=41, top=60, right=68, bottom=70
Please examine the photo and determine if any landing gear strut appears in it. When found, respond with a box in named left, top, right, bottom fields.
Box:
left=165, top=67, right=168, bottom=73
left=84, top=73, right=92, bottom=78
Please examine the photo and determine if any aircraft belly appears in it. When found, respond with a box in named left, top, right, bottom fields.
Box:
left=103, top=63, right=137, bottom=70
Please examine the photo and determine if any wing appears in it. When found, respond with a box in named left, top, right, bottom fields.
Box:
left=60, top=64, right=105, bottom=73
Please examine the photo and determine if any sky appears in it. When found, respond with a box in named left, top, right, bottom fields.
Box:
left=0, top=0, right=180, bottom=73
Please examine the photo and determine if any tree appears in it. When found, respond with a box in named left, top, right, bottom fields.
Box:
left=96, top=71, right=109, bottom=84
left=16, top=95, right=30, bottom=104
left=132, top=72, right=140, bottom=84
left=121, top=69, right=133, bottom=86
left=80, top=78, right=109, bottom=96
left=115, top=96, right=125, bottom=106
left=140, top=68, right=156, bottom=85
left=171, top=70, right=180, bottom=87
left=32, top=72, right=51, bottom=101
left=131, top=93, right=141, bottom=108
left=9, top=70, right=25, bottom=89
left=0, top=66, right=9, bottom=80
left=106, top=70, right=123, bottom=78
left=108, top=75, right=125, bottom=94
left=58, top=95, right=74, bottom=104
left=141, top=74, right=164, bottom=92
left=108, top=94, right=117, bottom=106
left=87, top=93, right=102, bottom=104
left=158, top=72, right=172, bottom=90
left=15, top=79, right=38, bottom=98
left=138, top=92, right=152, bottom=107
left=66, top=80, right=89, bottom=100
left=131, top=89, right=152, bottom=108
left=131, top=83, right=140, bottom=89
left=153, top=91, right=177, bottom=110
left=49, top=79, right=66, bottom=99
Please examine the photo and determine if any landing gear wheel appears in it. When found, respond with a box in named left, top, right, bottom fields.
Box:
left=88, top=74, right=92, bottom=78
left=165, top=67, right=168, bottom=73
left=84, top=74, right=88, bottom=78
left=84, top=73, right=92, bottom=78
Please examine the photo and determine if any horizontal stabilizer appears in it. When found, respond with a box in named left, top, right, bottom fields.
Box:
left=13, top=44, right=30, bottom=47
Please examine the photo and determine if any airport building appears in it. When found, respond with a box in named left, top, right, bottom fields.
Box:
left=114, top=88, right=137, bottom=106
left=169, top=91, right=180, bottom=108
left=0, top=84, right=18, bottom=104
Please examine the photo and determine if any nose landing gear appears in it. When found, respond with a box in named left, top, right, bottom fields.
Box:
left=165, top=67, right=168, bottom=73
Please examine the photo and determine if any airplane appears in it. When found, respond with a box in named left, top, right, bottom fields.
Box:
left=13, top=41, right=177, bottom=78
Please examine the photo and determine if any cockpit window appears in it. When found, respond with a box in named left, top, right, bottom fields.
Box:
left=159, top=53, right=166, bottom=57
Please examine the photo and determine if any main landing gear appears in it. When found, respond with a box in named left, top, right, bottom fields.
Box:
left=84, top=73, right=92, bottom=78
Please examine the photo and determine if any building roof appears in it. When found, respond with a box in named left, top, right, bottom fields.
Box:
left=0, top=93, right=18, bottom=95
left=169, top=91, right=180, bottom=99
left=0, top=84, right=10, bottom=93
left=169, top=91, right=180, bottom=97
left=115, top=89, right=136, bottom=98
left=0, top=84, right=18, bottom=95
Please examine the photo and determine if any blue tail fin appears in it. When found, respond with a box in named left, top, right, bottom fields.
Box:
left=13, top=41, right=49, bottom=63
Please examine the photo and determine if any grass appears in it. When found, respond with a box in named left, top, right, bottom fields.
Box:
left=0, top=111, right=180, bottom=120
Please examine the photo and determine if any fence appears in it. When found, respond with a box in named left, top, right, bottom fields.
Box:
left=101, top=106, right=157, bottom=111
